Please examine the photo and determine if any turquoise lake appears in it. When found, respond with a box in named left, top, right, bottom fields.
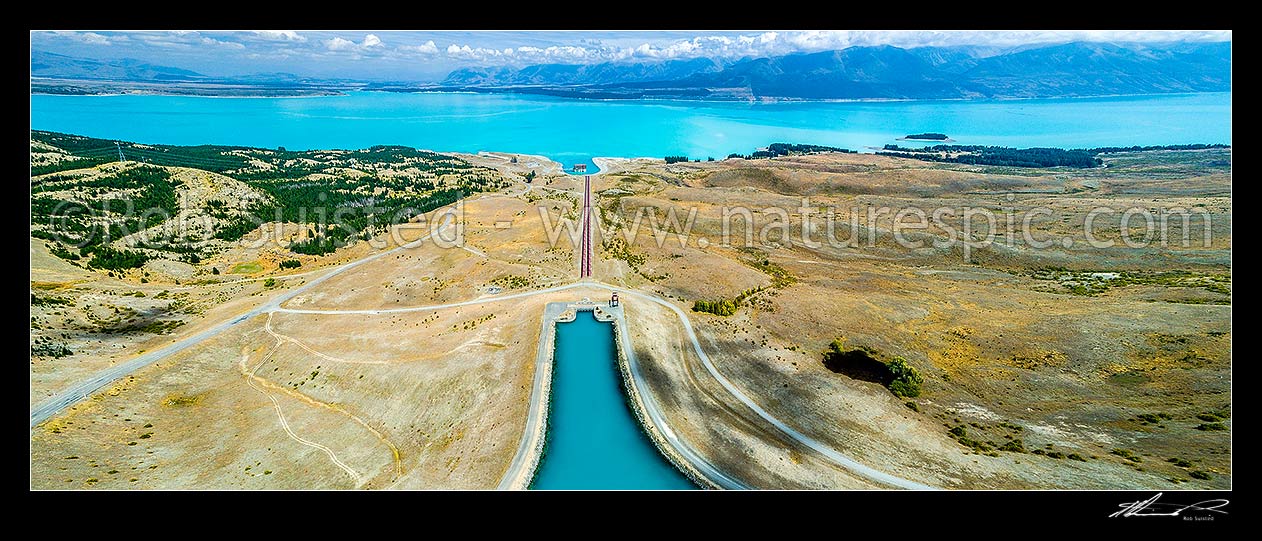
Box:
left=28, top=91, right=1230, bottom=488
left=531, top=310, right=695, bottom=490
left=30, top=92, right=1230, bottom=171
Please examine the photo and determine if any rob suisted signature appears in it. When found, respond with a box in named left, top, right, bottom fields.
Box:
left=1111, top=493, right=1229, bottom=519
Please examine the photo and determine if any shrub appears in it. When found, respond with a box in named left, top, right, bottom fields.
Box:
left=958, top=438, right=990, bottom=452
left=279, top=259, right=302, bottom=270
left=289, top=235, right=339, bottom=256
left=1189, top=470, right=1212, bottom=480
left=1067, top=453, right=1086, bottom=461
left=999, top=440, right=1026, bottom=453
left=1168, top=457, right=1193, bottom=467
left=85, top=245, right=149, bottom=270
left=905, top=401, right=919, bottom=412
left=263, top=278, right=276, bottom=288
left=50, top=245, right=80, bottom=260
left=1195, top=422, right=1227, bottom=431
left=31, top=294, right=72, bottom=307
left=999, top=421, right=1023, bottom=432
left=886, top=356, right=923, bottom=398
left=1111, top=448, right=1142, bottom=462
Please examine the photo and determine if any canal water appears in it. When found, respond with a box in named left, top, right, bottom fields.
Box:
left=530, top=310, right=696, bottom=490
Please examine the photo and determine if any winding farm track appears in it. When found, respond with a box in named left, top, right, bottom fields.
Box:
left=30, top=191, right=934, bottom=490
left=239, top=353, right=363, bottom=484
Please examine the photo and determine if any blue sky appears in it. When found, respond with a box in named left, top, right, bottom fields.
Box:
left=31, top=30, right=1232, bottom=82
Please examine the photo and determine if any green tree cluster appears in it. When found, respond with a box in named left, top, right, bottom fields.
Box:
left=692, top=298, right=738, bottom=316
left=880, top=144, right=1101, bottom=168
left=885, top=356, right=923, bottom=398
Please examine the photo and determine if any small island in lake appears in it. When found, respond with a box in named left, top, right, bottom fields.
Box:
left=899, top=133, right=954, bottom=142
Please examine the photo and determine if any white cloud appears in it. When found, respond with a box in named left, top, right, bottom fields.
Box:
left=254, top=31, right=304, bottom=42
left=399, top=40, right=439, bottom=54
left=495, top=30, right=1230, bottom=67
left=79, top=32, right=110, bottom=45
left=446, top=43, right=510, bottom=60
left=326, top=34, right=384, bottom=53
left=201, top=36, right=245, bottom=49
left=252, top=30, right=306, bottom=42
left=434, top=31, right=797, bottom=66
left=326, top=37, right=356, bottom=51
left=465, top=43, right=596, bottom=63
left=148, top=42, right=190, bottom=49
left=755, top=30, right=1233, bottom=53
left=127, top=31, right=234, bottom=50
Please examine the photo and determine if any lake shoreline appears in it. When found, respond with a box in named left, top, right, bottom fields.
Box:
left=31, top=87, right=1231, bottom=105
left=31, top=92, right=1232, bottom=166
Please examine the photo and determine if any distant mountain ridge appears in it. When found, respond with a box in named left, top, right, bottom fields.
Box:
left=444, top=57, right=725, bottom=86
left=438, top=41, right=1231, bottom=100
left=31, top=41, right=1232, bottom=101
left=31, top=51, right=207, bottom=82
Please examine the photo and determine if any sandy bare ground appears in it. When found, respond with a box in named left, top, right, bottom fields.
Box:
left=32, top=149, right=1230, bottom=489
left=588, top=151, right=1230, bottom=489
